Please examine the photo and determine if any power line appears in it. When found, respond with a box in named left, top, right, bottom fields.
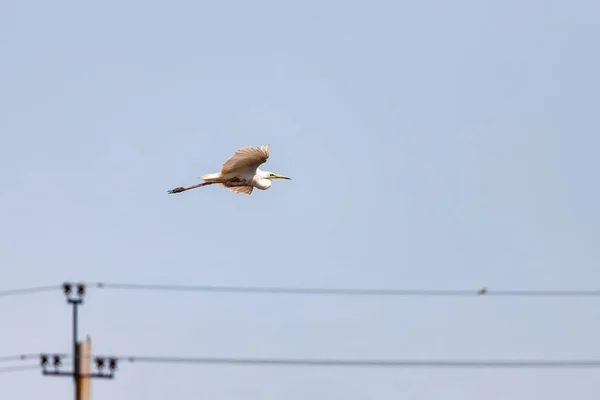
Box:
left=0, top=285, right=59, bottom=297
left=89, top=355, right=600, bottom=369
left=0, top=354, right=40, bottom=363
left=0, top=354, right=67, bottom=364
left=90, top=282, right=600, bottom=297
left=3, top=282, right=600, bottom=300
left=93, top=282, right=480, bottom=295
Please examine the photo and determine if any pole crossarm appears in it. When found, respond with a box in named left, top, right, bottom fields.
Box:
left=43, top=370, right=114, bottom=379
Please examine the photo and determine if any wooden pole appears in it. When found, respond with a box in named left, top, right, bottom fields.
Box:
left=78, top=339, right=91, bottom=400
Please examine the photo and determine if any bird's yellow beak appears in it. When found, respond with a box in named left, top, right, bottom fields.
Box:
left=271, top=173, right=291, bottom=180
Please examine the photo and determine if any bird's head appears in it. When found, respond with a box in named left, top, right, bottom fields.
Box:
left=264, top=171, right=291, bottom=181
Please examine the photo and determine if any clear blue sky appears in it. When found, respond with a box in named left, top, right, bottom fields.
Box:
left=2, top=0, right=600, bottom=398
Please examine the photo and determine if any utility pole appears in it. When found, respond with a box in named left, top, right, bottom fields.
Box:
left=79, top=338, right=91, bottom=400
left=40, top=282, right=117, bottom=400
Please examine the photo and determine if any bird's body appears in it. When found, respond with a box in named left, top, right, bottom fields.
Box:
left=168, top=144, right=290, bottom=195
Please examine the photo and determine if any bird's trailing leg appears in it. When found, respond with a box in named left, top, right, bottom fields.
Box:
left=168, top=182, right=215, bottom=194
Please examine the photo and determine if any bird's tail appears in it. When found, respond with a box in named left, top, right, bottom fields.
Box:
left=200, top=172, right=221, bottom=182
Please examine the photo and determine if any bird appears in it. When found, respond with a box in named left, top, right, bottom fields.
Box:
left=168, top=144, right=291, bottom=195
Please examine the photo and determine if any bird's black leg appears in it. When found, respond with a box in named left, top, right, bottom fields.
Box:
left=168, top=182, right=213, bottom=194
left=168, top=187, right=186, bottom=194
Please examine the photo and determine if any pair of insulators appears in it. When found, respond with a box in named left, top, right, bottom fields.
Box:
left=40, top=355, right=61, bottom=367
left=63, top=282, right=85, bottom=296
left=95, top=357, right=117, bottom=370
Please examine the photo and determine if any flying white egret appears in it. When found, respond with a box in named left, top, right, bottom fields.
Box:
left=168, top=144, right=291, bottom=195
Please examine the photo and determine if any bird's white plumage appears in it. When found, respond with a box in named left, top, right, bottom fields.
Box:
left=224, top=185, right=254, bottom=195
left=168, top=144, right=290, bottom=195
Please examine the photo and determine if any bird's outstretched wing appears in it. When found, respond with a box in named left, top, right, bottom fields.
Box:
left=220, top=145, right=270, bottom=175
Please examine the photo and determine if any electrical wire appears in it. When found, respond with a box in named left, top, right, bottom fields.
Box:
left=3, top=281, right=600, bottom=299
left=90, top=282, right=600, bottom=297
left=93, top=355, right=600, bottom=369
left=93, top=282, right=479, bottom=296
left=0, top=285, right=59, bottom=297
left=0, top=354, right=46, bottom=363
